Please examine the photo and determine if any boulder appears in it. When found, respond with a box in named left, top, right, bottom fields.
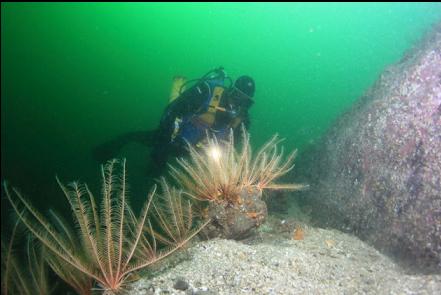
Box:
left=296, top=23, right=441, bottom=271
left=200, top=186, right=267, bottom=240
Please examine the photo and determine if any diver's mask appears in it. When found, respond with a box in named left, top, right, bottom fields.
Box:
left=228, top=86, right=255, bottom=109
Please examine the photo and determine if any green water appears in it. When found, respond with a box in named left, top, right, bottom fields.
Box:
left=2, top=3, right=441, bottom=211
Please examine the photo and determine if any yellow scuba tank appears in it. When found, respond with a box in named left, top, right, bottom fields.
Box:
left=169, top=76, right=187, bottom=103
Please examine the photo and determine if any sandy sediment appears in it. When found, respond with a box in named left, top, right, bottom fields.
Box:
left=129, top=216, right=441, bottom=295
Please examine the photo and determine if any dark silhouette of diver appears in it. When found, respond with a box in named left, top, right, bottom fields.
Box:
left=92, top=67, right=255, bottom=178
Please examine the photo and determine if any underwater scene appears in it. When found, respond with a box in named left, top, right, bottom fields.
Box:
left=1, top=2, right=441, bottom=294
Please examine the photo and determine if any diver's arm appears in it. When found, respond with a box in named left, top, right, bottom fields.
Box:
left=230, top=110, right=251, bottom=145
left=242, top=111, right=251, bottom=130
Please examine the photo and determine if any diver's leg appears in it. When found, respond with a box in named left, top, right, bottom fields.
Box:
left=92, top=130, right=157, bottom=163
left=147, top=143, right=170, bottom=179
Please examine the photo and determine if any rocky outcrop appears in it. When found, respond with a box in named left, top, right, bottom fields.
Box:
left=296, top=23, right=441, bottom=271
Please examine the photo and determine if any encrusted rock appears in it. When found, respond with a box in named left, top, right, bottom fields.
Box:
left=296, top=22, right=441, bottom=271
left=200, top=186, right=267, bottom=240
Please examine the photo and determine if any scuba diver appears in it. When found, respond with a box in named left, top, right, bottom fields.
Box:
left=92, top=67, right=255, bottom=178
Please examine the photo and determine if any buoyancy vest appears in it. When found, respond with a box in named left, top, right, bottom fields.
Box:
left=171, top=78, right=242, bottom=146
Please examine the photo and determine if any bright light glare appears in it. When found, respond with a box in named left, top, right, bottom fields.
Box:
left=209, top=146, right=222, bottom=162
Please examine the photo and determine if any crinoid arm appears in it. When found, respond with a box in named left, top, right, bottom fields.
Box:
left=4, top=158, right=206, bottom=294
left=169, top=127, right=308, bottom=205
left=1, top=218, right=55, bottom=295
